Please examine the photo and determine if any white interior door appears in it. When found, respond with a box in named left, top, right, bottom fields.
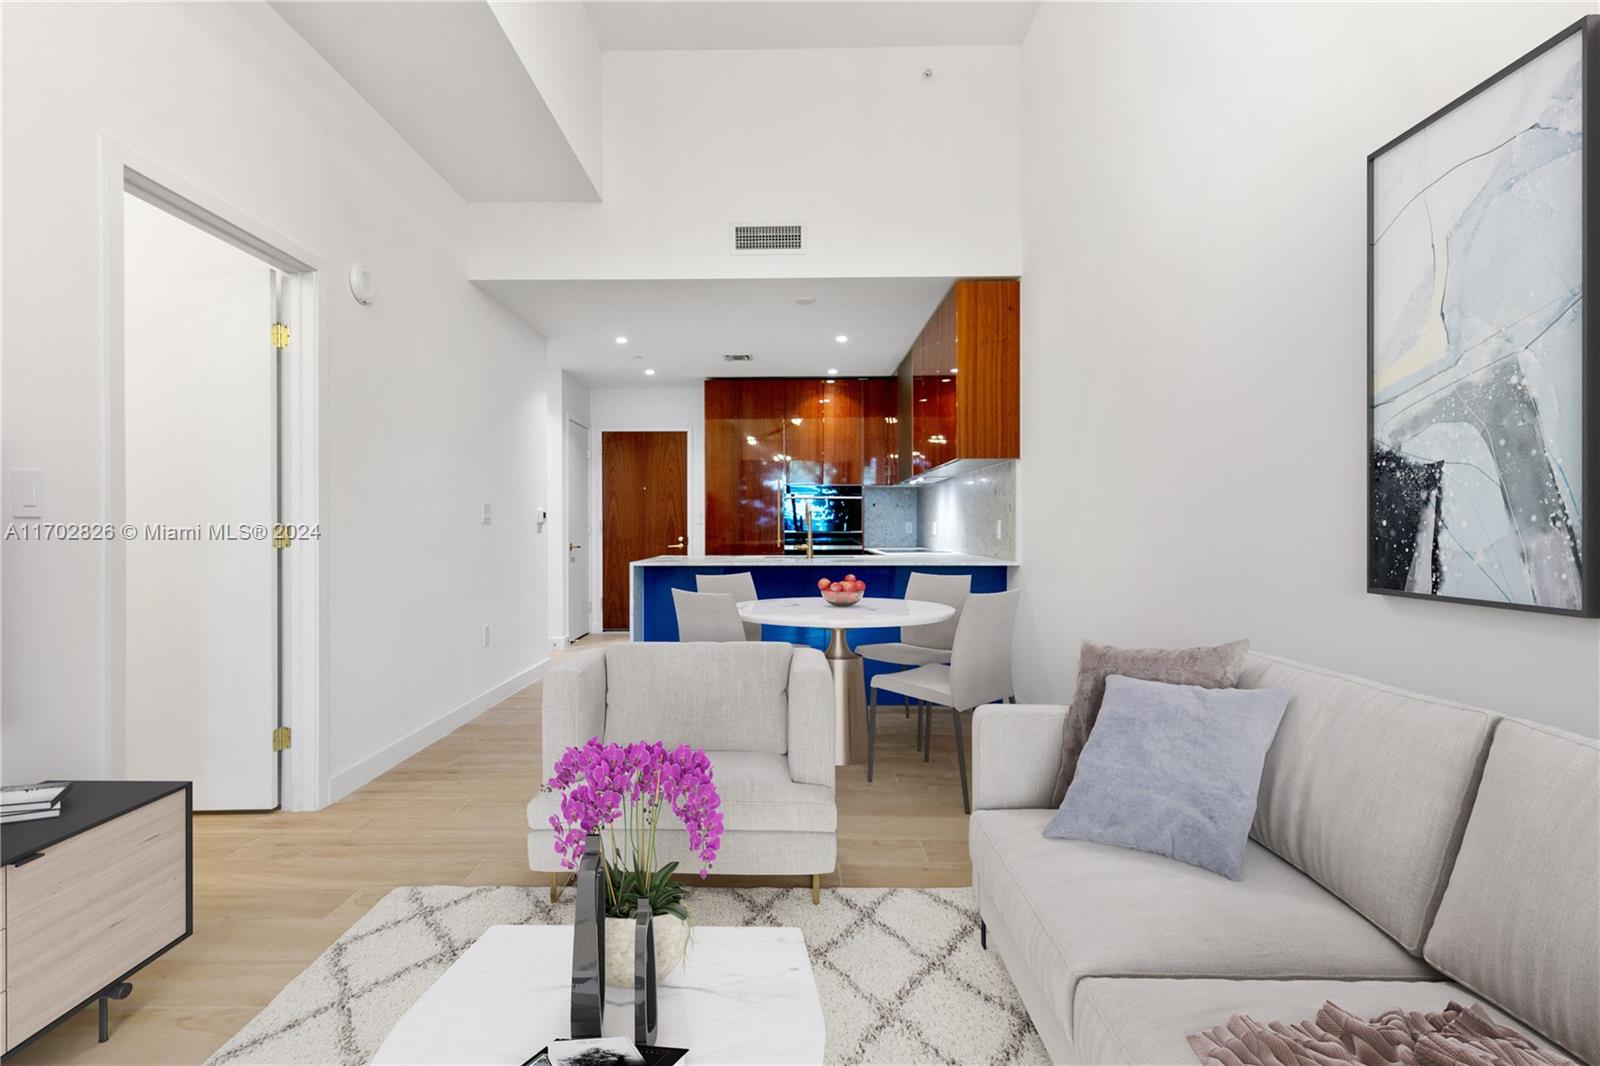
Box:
left=566, top=418, right=591, bottom=640
left=123, top=193, right=279, bottom=811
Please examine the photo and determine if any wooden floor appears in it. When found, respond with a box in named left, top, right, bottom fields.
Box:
left=14, top=636, right=974, bottom=1065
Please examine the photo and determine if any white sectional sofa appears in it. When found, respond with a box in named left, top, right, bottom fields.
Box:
left=969, top=652, right=1599, bottom=1064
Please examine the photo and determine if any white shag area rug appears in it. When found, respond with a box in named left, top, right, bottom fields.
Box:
left=205, top=884, right=1047, bottom=1066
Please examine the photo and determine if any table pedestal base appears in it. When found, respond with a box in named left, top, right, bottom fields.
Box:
left=825, top=628, right=867, bottom=766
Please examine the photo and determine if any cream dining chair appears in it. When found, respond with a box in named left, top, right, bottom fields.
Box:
left=695, top=571, right=763, bottom=641
left=854, top=571, right=971, bottom=667
left=856, top=572, right=971, bottom=734
left=867, top=588, right=1021, bottom=813
left=671, top=589, right=747, bottom=642
left=695, top=571, right=811, bottom=648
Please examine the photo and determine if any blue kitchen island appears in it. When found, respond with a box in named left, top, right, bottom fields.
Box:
left=629, top=552, right=1016, bottom=703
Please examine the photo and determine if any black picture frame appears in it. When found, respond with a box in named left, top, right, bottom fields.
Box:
left=1367, top=15, right=1600, bottom=618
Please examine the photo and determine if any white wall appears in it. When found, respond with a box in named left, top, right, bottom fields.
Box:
left=466, top=45, right=1022, bottom=281
left=587, top=384, right=706, bottom=630
left=1016, top=2, right=1600, bottom=736
left=489, top=0, right=603, bottom=195
left=1, top=2, right=553, bottom=795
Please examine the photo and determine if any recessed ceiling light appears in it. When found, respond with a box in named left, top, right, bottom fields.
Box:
left=834, top=335, right=848, bottom=344
left=615, top=336, right=628, bottom=345
left=950, top=367, right=958, bottom=373
left=827, top=368, right=839, bottom=375
left=644, top=368, right=656, bottom=376
left=795, top=296, right=815, bottom=305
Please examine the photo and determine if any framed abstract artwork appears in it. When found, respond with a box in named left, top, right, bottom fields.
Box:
left=1368, top=16, right=1598, bottom=617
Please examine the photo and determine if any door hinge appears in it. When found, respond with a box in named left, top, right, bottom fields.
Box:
left=271, top=322, right=291, bottom=349
left=272, top=726, right=292, bottom=751
left=272, top=525, right=292, bottom=550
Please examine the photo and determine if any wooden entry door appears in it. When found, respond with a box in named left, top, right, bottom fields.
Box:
left=602, top=431, right=688, bottom=630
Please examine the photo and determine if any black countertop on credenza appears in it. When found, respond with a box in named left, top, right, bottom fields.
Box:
left=1, top=780, right=189, bottom=866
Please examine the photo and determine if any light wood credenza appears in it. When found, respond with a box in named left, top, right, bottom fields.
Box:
left=1, top=781, right=192, bottom=1056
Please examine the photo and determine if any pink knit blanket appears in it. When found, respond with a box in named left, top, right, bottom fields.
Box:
left=1188, top=1000, right=1574, bottom=1066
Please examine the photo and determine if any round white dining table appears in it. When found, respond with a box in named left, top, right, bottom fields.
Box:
left=736, top=596, right=956, bottom=766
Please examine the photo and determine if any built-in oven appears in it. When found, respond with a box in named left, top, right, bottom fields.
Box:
left=782, top=485, right=864, bottom=554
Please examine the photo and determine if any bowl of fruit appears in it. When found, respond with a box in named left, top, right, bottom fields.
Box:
left=818, top=574, right=867, bottom=607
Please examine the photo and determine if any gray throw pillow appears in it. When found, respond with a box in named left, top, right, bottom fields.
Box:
left=1044, top=674, right=1289, bottom=880
left=1050, top=638, right=1249, bottom=806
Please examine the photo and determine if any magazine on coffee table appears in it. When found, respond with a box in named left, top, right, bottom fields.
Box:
left=520, top=1037, right=687, bottom=1066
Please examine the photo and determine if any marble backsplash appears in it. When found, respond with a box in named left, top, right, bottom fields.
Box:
left=917, top=460, right=1017, bottom=559
left=862, top=461, right=1018, bottom=558
left=863, top=485, right=920, bottom=548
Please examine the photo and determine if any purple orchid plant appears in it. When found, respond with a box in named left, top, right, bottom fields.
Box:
left=547, top=738, right=724, bottom=920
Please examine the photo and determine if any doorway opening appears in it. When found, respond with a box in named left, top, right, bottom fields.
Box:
left=600, top=431, right=689, bottom=632
left=565, top=418, right=592, bottom=641
left=107, top=156, right=323, bottom=811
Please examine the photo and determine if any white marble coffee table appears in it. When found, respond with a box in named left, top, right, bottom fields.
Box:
left=371, top=925, right=826, bottom=1065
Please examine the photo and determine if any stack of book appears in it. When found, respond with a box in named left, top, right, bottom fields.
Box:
left=1, top=782, right=70, bottom=824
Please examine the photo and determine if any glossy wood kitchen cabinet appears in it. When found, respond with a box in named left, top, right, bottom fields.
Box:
left=862, top=376, right=900, bottom=485
left=900, top=279, right=1019, bottom=477
left=706, top=378, right=788, bottom=554
left=707, top=376, right=891, bottom=553
left=785, top=377, right=863, bottom=486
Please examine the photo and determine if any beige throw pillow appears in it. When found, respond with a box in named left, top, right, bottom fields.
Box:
left=1049, top=638, right=1250, bottom=807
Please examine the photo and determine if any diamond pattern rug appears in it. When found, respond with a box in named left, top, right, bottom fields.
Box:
left=205, top=885, right=1047, bottom=1066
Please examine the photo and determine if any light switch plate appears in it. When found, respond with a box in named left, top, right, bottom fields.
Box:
left=481, top=503, right=493, bottom=525
left=11, top=469, right=42, bottom=518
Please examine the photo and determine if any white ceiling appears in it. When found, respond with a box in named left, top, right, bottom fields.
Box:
left=583, top=1, right=1040, bottom=51
left=475, top=277, right=953, bottom=387
left=273, top=1, right=1034, bottom=201
left=270, top=2, right=599, bottom=202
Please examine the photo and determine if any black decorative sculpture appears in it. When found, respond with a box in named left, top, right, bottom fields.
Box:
left=570, top=833, right=606, bottom=1037
left=633, top=899, right=658, bottom=1045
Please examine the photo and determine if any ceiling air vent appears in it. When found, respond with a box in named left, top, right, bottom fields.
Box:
left=723, top=353, right=754, bottom=362
left=731, top=222, right=805, bottom=255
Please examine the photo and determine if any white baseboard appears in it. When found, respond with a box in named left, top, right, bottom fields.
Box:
left=328, top=658, right=550, bottom=803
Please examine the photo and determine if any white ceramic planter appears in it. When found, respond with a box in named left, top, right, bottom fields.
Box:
left=603, top=913, right=689, bottom=988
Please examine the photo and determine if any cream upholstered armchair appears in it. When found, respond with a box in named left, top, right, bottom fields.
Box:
left=528, top=641, right=837, bottom=903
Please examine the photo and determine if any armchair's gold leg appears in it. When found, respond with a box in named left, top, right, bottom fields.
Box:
left=811, top=874, right=821, bottom=905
